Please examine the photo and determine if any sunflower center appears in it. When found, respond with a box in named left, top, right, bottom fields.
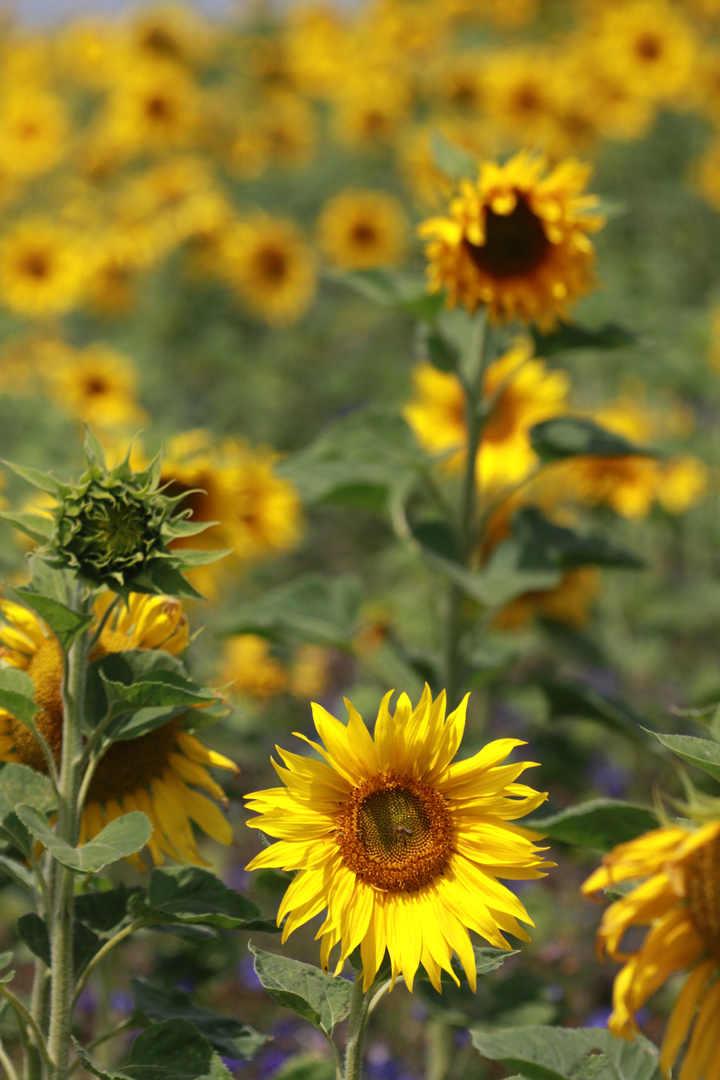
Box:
left=256, top=246, right=288, bottom=282
left=20, top=251, right=51, bottom=280
left=686, top=835, right=720, bottom=960
left=350, top=222, right=377, bottom=247
left=465, top=194, right=550, bottom=280
left=142, top=27, right=181, bottom=58
left=147, top=95, right=173, bottom=121
left=335, top=772, right=452, bottom=892
left=84, top=376, right=108, bottom=397
left=636, top=33, right=662, bottom=61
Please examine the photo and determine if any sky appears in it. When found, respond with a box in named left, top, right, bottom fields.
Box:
left=9, top=0, right=237, bottom=23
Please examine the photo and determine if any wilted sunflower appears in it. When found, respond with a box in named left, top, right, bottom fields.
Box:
left=419, top=151, right=604, bottom=328
left=583, top=822, right=720, bottom=1079
left=245, top=687, right=550, bottom=991
left=222, top=215, right=317, bottom=325
left=45, top=342, right=147, bottom=430
left=0, top=217, right=85, bottom=317
left=319, top=189, right=408, bottom=270
left=404, top=338, right=569, bottom=492
left=0, top=593, right=235, bottom=868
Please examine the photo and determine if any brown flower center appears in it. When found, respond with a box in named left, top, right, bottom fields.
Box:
left=255, top=245, right=288, bottom=283
left=350, top=222, right=377, bottom=248
left=686, top=835, right=720, bottom=959
left=636, top=34, right=662, bottom=61
left=20, top=251, right=51, bottom=280
left=465, top=194, right=550, bottom=281
left=335, top=772, right=452, bottom=892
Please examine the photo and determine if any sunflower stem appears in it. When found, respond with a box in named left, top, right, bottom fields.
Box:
left=343, top=976, right=370, bottom=1080
left=444, top=308, right=491, bottom=710
left=46, top=589, right=93, bottom=1080
left=72, top=921, right=144, bottom=1007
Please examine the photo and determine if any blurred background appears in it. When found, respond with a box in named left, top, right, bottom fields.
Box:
left=1, top=0, right=720, bottom=1077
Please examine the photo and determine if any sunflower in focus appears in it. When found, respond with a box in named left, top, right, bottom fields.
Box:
left=404, top=338, right=569, bottom=493
left=319, top=189, right=408, bottom=270
left=246, top=687, right=551, bottom=990
left=0, top=593, right=236, bottom=868
left=222, top=215, right=317, bottom=325
left=0, top=89, right=69, bottom=179
left=583, top=822, right=720, bottom=1078
left=45, top=342, right=148, bottom=431
left=0, top=217, right=85, bottom=317
left=419, top=152, right=604, bottom=328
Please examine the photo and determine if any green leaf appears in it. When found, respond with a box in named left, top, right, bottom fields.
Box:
left=648, top=731, right=720, bottom=782
left=0, top=950, right=14, bottom=985
left=471, top=1026, right=662, bottom=1080
left=73, top=1019, right=234, bottom=1080
left=325, top=268, right=445, bottom=320
left=0, top=669, right=39, bottom=730
left=250, top=944, right=354, bottom=1038
left=529, top=800, right=658, bottom=852
left=221, top=573, right=362, bottom=649
left=16, top=913, right=100, bottom=976
left=417, top=323, right=459, bottom=374
left=431, top=131, right=477, bottom=181
left=271, top=1057, right=336, bottom=1080
left=417, top=946, right=517, bottom=985
left=531, top=322, right=637, bottom=357
left=513, top=508, right=644, bottom=571
left=538, top=677, right=655, bottom=750
left=130, top=979, right=269, bottom=1060
left=16, top=806, right=152, bottom=874
left=0, top=853, right=35, bottom=893
left=0, top=764, right=55, bottom=817
left=1, top=461, right=62, bottom=495
left=130, top=866, right=273, bottom=930
left=475, top=539, right=562, bottom=609
left=0, top=512, right=53, bottom=545
left=530, top=417, right=651, bottom=464
left=12, top=588, right=94, bottom=651
left=278, top=407, right=426, bottom=511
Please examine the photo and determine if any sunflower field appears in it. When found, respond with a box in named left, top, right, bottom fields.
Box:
left=5, top=1, right=720, bottom=1079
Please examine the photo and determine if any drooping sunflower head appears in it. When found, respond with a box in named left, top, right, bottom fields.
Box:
left=582, top=820, right=720, bottom=1078
left=246, top=686, right=551, bottom=992
left=419, top=151, right=604, bottom=329
left=0, top=592, right=235, bottom=868
left=318, top=189, right=408, bottom=271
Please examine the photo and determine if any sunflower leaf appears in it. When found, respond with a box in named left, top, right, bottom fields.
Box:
left=537, top=676, right=656, bottom=751
left=249, top=944, right=354, bottom=1038
left=16, top=806, right=152, bottom=874
left=0, top=853, right=36, bottom=894
left=531, top=321, right=637, bottom=357
left=0, top=950, right=14, bottom=985
left=512, top=508, right=644, bottom=571
left=130, top=866, right=274, bottom=931
left=16, top=913, right=100, bottom=976
left=73, top=1019, right=234, bottom=1080
left=529, top=417, right=651, bottom=464
left=0, top=764, right=55, bottom=817
left=471, top=1026, right=663, bottom=1080
left=0, top=669, right=39, bottom=730
left=130, top=979, right=269, bottom=1060
left=0, top=512, right=54, bottom=545
left=0, top=461, right=63, bottom=495
left=528, top=800, right=659, bottom=852
left=12, top=587, right=95, bottom=651
left=646, top=731, right=720, bottom=782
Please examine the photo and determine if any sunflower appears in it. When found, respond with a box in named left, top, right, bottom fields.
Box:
left=492, top=567, right=601, bottom=632
left=333, top=71, right=411, bottom=151
left=0, top=88, right=69, bottom=179
left=221, top=635, right=289, bottom=699
left=419, top=151, right=604, bottom=328
left=54, top=18, right=121, bottom=89
left=583, top=821, right=720, bottom=1079
left=404, top=338, right=569, bottom=493
left=0, top=593, right=236, bottom=868
left=318, top=189, right=408, bottom=270
left=123, top=2, right=213, bottom=68
left=484, top=48, right=561, bottom=150
left=0, top=217, right=85, bottom=317
left=84, top=225, right=158, bottom=314
left=45, top=342, right=148, bottom=431
left=398, top=120, right=490, bottom=210
left=245, top=687, right=551, bottom=991
left=590, top=0, right=697, bottom=104
left=104, top=61, right=200, bottom=153
left=222, top=215, right=317, bottom=326
left=259, top=91, right=317, bottom=169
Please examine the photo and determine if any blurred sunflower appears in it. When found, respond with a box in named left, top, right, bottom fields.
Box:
left=318, top=189, right=408, bottom=270
left=591, top=0, right=696, bottom=104
left=0, top=593, right=236, bottom=868
left=583, top=822, right=720, bottom=1078
left=84, top=225, right=157, bottom=314
left=484, top=48, right=560, bottom=149
left=492, top=567, right=601, bottom=632
left=220, top=634, right=289, bottom=699
left=419, top=151, right=604, bottom=328
left=54, top=18, right=120, bottom=88
left=104, top=61, right=200, bottom=153
left=0, top=88, right=69, bottom=179
left=219, top=441, right=303, bottom=562
left=260, top=91, right=317, bottom=168
left=404, top=338, right=569, bottom=492
left=0, top=217, right=84, bottom=317
left=222, top=215, right=317, bottom=325
left=246, top=687, right=551, bottom=990
left=425, top=50, right=488, bottom=114
left=45, top=342, right=148, bottom=430
left=124, top=2, right=213, bottom=68
left=333, top=71, right=411, bottom=150
left=398, top=120, right=489, bottom=210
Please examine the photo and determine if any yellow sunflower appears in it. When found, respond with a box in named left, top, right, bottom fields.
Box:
left=222, top=215, right=317, bottom=326
left=0, top=593, right=236, bottom=869
left=0, top=217, right=85, bottom=317
left=0, top=88, right=69, bottom=179
left=259, top=91, right=317, bottom=169
left=398, top=120, right=490, bottom=210
left=492, top=567, right=601, bottom=632
left=583, top=822, right=720, bottom=1079
left=245, top=687, right=551, bottom=991
left=404, top=338, right=569, bottom=493
left=220, top=635, right=289, bottom=699
left=484, top=48, right=561, bottom=150
left=44, top=342, right=148, bottom=431
left=123, top=2, right=213, bottom=68
left=104, top=60, right=200, bottom=154
left=419, top=151, right=604, bottom=328
left=318, top=189, right=408, bottom=270
left=332, top=71, right=411, bottom=151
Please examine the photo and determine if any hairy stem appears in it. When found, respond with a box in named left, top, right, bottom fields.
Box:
left=0, top=1035, right=20, bottom=1080
left=343, top=977, right=369, bottom=1080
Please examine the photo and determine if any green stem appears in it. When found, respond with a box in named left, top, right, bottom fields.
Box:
left=86, top=597, right=119, bottom=653
left=46, top=595, right=92, bottom=1080
left=0, top=990, right=51, bottom=1074
left=23, top=963, right=50, bottom=1080
left=0, top=1036, right=20, bottom=1080
left=343, top=977, right=369, bottom=1080
left=424, top=1019, right=453, bottom=1080
left=72, top=922, right=143, bottom=1007
left=444, top=309, right=491, bottom=710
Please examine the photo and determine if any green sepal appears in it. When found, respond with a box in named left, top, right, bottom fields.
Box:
left=0, top=511, right=53, bottom=545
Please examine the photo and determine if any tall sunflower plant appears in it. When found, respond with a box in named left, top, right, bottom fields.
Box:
left=0, top=429, right=272, bottom=1080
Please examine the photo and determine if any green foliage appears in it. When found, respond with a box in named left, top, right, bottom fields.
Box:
left=647, top=730, right=720, bottom=782
left=531, top=800, right=659, bottom=852
left=250, top=944, right=354, bottom=1039
left=16, top=913, right=100, bottom=977
left=531, top=322, right=638, bottom=357
left=431, top=133, right=478, bottom=182
left=129, top=866, right=276, bottom=931
left=326, top=268, right=445, bottom=321
left=221, top=573, right=363, bottom=648
left=15, top=806, right=152, bottom=874
left=0, top=669, right=40, bottom=731
left=73, top=1019, right=234, bottom=1080
left=11, top=588, right=94, bottom=651
left=471, top=1026, right=663, bottom=1080
left=538, top=677, right=654, bottom=749
left=530, top=418, right=650, bottom=464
